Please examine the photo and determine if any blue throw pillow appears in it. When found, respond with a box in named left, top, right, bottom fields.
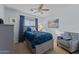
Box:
left=26, top=27, right=32, bottom=31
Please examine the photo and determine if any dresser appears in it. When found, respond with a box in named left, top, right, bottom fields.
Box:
left=0, top=24, right=14, bottom=53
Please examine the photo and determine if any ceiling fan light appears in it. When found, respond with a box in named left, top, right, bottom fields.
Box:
left=42, top=9, right=49, bottom=11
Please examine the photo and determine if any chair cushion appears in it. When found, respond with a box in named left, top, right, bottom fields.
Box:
left=58, top=39, right=70, bottom=48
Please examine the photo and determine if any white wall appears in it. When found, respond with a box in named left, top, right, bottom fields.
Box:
left=0, top=5, right=5, bottom=19
left=41, top=5, right=79, bottom=37
left=39, top=5, right=79, bottom=39
left=4, top=7, right=22, bottom=43
left=57, top=5, right=79, bottom=33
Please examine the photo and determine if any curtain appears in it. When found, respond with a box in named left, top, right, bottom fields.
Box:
left=18, top=15, right=25, bottom=42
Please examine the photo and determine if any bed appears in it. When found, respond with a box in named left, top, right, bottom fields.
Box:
left=24, top=30, right=53, bottom=54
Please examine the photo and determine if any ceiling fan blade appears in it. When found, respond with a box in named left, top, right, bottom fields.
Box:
left=30, top=8, right=37, bottom=11
left=42, top=9, right=49, bottom=11
left=38, top=4, right=43, bottom=10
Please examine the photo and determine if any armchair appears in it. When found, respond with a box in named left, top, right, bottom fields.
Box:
left=57, top=32, right=79, bottom=53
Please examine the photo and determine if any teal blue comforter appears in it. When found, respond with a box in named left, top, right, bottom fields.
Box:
left=24, top=31, right=53, bottom=48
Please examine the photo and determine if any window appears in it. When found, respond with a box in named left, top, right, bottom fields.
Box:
left=24, top=17, right=36, bottom=31
left=24, top=18, right=35, bottom=26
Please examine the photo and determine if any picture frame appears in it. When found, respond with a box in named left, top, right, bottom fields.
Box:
left=48, top=18, right=59, bottom=28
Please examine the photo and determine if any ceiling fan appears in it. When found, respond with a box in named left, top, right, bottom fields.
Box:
left=30, top=4, right=49, bottom=14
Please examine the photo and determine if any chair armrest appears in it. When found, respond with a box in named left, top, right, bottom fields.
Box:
left=57, top=36, right=63, bottom=39
left=69, top=39, right=79, bottom=45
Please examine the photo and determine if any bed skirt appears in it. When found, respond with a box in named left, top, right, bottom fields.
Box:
left=26, top=39, right=53, bottom=54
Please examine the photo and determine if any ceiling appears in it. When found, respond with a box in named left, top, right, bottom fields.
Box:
left=4, top=4, right=71, bottom=17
